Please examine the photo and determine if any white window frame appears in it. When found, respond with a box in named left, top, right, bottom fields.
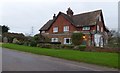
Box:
left=82, top=26, right=90, bottom=30
left=51, top=38, right=58, bottom=42
left=64, top=38, right=71, bottom=44
left=53, top=27, right=58, bottom=33
left=64, top=26, right=69, bottom=32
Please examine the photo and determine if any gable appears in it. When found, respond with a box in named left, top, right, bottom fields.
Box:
left=47, top=13, right=76, bottom=33
left=97, top=12, right=109, bottom=32
left=39, top=9, right=109, bottom=32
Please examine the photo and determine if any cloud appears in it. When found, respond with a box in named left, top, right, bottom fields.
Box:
left=0, top=0, right=118, bottom=35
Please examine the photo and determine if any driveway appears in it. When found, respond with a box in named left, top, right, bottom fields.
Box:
left=2, top=48, right=118, bottom=71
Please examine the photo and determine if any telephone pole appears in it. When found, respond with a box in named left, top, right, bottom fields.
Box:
left=30, top=26, right=34, bottom=36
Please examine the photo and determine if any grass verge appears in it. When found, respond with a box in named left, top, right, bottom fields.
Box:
left=2, top=43, right=119, bottom=69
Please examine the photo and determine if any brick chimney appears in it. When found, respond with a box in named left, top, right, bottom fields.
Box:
left=66, top=7, right=74, bottom=16
left=53, top=14, right=56, bottom=19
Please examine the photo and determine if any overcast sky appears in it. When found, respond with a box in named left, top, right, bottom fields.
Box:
left=0, top=0, right=119, bottom=35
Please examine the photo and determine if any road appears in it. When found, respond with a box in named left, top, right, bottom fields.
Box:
left=2, top=48, right=118, bottom=71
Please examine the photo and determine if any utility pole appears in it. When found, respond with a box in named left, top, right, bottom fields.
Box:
left=30, top=26, right=34, bottom=36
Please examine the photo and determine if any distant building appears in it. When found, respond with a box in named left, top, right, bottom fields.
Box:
left=39, top=8, right=109, bottom=47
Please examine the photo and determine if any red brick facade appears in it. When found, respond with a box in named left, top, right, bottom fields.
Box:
left=46, top=15, right=77, bottom=34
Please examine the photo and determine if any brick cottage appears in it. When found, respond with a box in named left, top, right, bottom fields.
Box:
left=39, top=8, right=109, bottom=47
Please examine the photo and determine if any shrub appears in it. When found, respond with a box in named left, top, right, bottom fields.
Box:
left=23, top=42, right=29, bottom=46
left=37, top=44, right=52, bottom=49
left=30, top=40, right=37, bottom=47
left=73, top=46, right=79, bottom=50
left=71, top=33, right=83, bottom=45
left=60, top=45, right=74, bottom=49
left=51, top=44, right=61, bottom=49
left=78, top=45, right=86, bottom=51
left=12, top=38, right=19, bottom=44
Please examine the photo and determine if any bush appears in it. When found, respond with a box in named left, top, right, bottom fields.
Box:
left=37, top=44, right=74, bottom=50
left=71, top=33, right=83, bottom=45
left=60, top=45, right=74, bottom=49
left=78, top=45, right=86, bottom=51
left=51, top=44, right=61, bottom=49
left=30, top=40, right=37, bottom=47
left=37, top=44, right=52, bottom=49
left=12, top=38, right=19, bottom=44
left=23, top=42, right=29, bottom=46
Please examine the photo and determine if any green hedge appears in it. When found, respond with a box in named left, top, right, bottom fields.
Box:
left=78, top=45, right=86, bottom=51
left=71, top=33, right=83, bottom=45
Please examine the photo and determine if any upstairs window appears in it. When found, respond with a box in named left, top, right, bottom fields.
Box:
left=64, top=26, right=69, bottom=32
left=53, top=27, right=58, bottom=33
left=82, top=26, right=90, bottom=30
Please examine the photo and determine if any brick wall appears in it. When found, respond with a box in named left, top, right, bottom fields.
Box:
left=46, top=15, right=77, bottom=34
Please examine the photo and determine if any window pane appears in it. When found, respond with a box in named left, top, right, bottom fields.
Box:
left=64, top=26, right=69, bottom=32
left=64, top=38, right=71, bottom=44
left=53, top=27, right=58, bottom=32
left=51, top=38, right=58, bottom=42
left=66, top=39, right=69, bottom=43
left=83, top=26, right=90, bottom=30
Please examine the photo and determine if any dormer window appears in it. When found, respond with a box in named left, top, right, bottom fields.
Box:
left=82, top=26, right=90, bottom=30
left=64, top=26, right=69, bottom=32
left=53, top=27, right=58, bottom=33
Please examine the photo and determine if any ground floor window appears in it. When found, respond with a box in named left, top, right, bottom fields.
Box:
left=64, top=38, right=71, bottom=44
left=51, top=38, right=58, bottom=42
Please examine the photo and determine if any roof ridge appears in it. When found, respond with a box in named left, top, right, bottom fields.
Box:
left=73, top=9, right=102, bottom=16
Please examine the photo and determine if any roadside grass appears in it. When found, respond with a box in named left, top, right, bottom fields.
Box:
left=0, top=43, right=2, bottom=47
left=2, top=43, right=119, bottom=69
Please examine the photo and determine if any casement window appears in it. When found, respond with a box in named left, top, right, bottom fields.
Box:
left=82, top=26, right=90, bottom=30
left=64, top=26, right=69, bottom=32
left=64, top=38, right=71, bottom=44
left=53, top=27, right=58, bottom=32
left=97, top=25, right=99, bottom=31
left=51, top=38, right=58, bottom=42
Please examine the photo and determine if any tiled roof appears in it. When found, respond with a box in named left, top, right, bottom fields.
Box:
left=72, top=10, right=102, bottom=27
left=39, top=10, right=104, bottom=31
left=40, top=20, right=53, bottom=31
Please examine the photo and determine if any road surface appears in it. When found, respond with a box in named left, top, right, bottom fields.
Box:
left=2, top=48, right=118, bottom=71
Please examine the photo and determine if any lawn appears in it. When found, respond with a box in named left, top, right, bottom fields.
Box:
left=2, top=43, right=119, bottom=69
left=0, top=43, right=2, bottom=47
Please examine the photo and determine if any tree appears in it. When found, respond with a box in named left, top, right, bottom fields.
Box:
left=34, top=34, right=50, bottom=43
left=71, top=32, right=83, bottom=45
left=2, top=25, right=9, bottom=33
left=107, top=30, right=120, bottom=48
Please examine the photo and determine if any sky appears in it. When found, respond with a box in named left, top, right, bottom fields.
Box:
left=0, top=0, right=119, bottom=36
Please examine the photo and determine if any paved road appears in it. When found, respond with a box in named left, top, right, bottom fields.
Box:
left=2, top=48, right=117, bottom=71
